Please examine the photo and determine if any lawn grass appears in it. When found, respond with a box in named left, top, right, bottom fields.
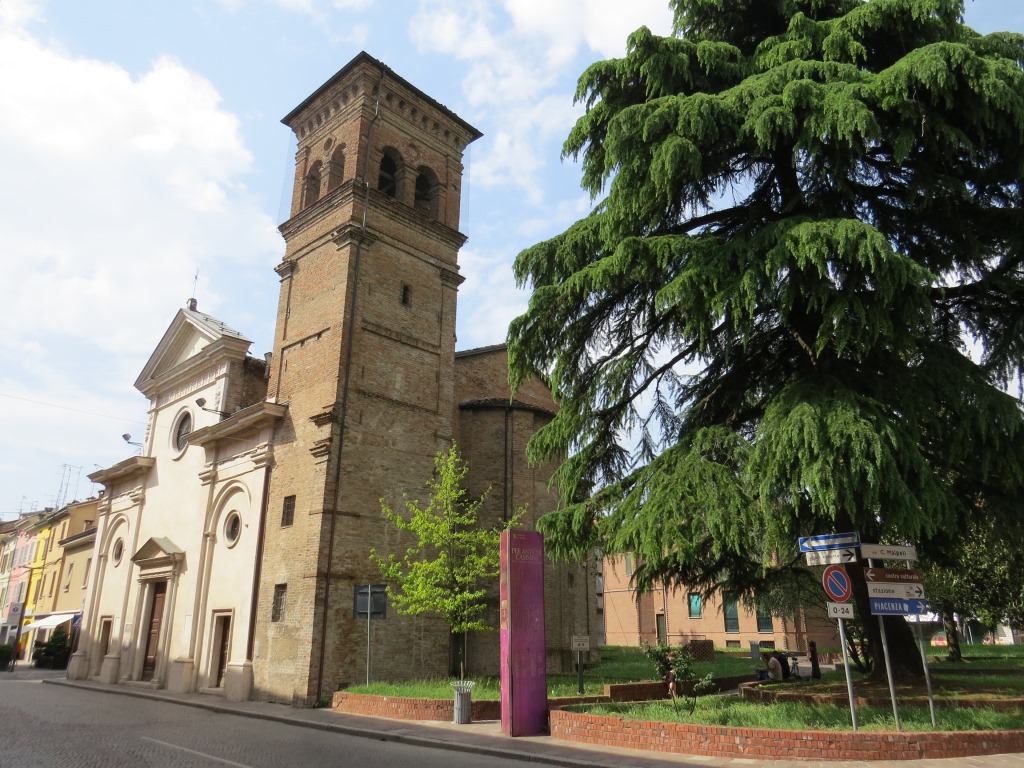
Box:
left=343, top=644, right=1024, bottom=708
left=580, top=696, right=1024, bottom=732
left=581, top=644, right=756, bottom=681
left=931, top=643, right=1024, bottom=670
left=345, top=645, right=756, bottom=699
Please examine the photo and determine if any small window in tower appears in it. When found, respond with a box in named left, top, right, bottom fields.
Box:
left=303, top=161, right=323, bottom=208
left=414, top=167, right=438, bottom=217
left=281, top=495, right=296, bottom=527
left=272, top=584, right=287, bottom=622
left=401, top=284, right=411, bottom=306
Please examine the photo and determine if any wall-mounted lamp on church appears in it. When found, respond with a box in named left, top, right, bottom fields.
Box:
left=122, top=433, right=142, bottom=447
left=196, top=398, right=231, bottom=419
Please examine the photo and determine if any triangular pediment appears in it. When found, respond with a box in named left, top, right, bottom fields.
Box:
left=132, top=536, right=185, bottom=579
left=132, top=536, right=184, bottom=563
left=134, top=302, right=251, bottom=394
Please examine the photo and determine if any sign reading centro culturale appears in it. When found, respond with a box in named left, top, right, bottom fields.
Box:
left=499, top=529, right=546, bottom=737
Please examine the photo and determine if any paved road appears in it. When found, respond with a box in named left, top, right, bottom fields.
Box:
left=0, top=676, right=532, bottom=768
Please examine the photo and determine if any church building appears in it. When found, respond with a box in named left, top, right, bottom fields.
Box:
left=68, top=52, right=598, bottom=705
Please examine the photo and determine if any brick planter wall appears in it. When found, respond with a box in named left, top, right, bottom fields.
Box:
left=332, top=692, right=501, bottom=721
left=332, top=674, right=754, bottom=723
left=548, top=709, right=1024, bottom=761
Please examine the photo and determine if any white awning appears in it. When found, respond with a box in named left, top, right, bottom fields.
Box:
left=19, top=613, right=77, bottom=634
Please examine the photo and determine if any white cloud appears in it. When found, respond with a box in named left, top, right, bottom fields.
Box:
left=456, top=246, right=527, bottom=349
left=410, top=0, right=672, bottom=204
left=0, top=4, right=280, bottom=514
left=0, top=0, right=42, bottom=30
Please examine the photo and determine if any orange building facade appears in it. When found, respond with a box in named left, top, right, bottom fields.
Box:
left=602, top=554, right=838, bottom=653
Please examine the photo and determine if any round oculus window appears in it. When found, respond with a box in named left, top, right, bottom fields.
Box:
left=112, top=538, right=124, bottom=565
left=224, top=512, right=241, bottom=547
left=174, top=412, right=193, bottom=452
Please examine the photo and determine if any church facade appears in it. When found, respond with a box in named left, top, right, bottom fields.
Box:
left=68, top=52, right=597, bottom=705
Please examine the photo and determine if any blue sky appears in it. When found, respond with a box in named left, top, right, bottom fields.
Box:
left=0, top=0, right=1019, bottom=517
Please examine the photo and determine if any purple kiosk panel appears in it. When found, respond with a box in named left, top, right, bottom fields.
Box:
left=499, top=529, right=547, bottom=736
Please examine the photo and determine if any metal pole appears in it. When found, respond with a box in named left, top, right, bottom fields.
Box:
left=871, top=559, right=902, bottom=731
left=366, top=589, right=372, bottom=686
left=837, top=618, right=858, bottom=731
left=577, top=650, right=584, bottom=695
left=911, top=618, right=937, bottom=727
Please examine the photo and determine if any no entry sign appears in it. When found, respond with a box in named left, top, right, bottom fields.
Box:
left=823, top=565, right=853, bottom=603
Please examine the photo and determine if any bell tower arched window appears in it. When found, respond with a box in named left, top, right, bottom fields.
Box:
left=378, top=148, right=402, bottom=198
left=413, top=166, right=438, bottom=218
left=414, top=166, right=439, bottom=218
left=326, top=147, right=345, bottom=192
left=303, top=161, right=323, bottom=208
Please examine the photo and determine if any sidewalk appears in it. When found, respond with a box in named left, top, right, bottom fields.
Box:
left=30, top=674, right=1024, bottom=768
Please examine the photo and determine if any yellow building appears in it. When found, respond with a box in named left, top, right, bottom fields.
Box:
left=19, top=513, right=52, bottom=651
left=18, top=500, right=100, bottom=656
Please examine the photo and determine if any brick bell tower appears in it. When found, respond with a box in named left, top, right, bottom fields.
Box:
left=252, top=52, right=481, bottom=705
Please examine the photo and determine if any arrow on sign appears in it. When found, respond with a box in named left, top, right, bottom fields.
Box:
left=799, top=532, right=862, bottom=552
left=864, top=568, right=922, bottom=584
left=805, top=548, right=857, bottom=566
left=868, top=583, right=928, bottom=600
left=870, top=597, right=929, bottom=615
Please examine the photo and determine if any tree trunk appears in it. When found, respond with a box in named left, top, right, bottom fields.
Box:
left=941, top=604, right=962, bottom=662
left=846, top=557, right=924, bottom=680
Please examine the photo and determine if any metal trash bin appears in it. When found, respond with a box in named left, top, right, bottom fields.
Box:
left=451, top=680, right=475, bottom=724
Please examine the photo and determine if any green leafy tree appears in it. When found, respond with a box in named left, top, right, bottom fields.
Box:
left=370, top=444, right=521, bottom=679
left=509, top=0, right=1024, bottom=679
left=923, top=510, right=1024, bottom=661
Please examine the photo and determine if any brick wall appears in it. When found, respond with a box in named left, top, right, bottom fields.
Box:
left=548, top=709, right=1024, bottom=761
left=332, top=691, right=501, bottom=721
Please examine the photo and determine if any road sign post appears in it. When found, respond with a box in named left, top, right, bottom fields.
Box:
left=836, top=616, right=859, bottom=731
left=910, top=618, right=937, bottom=727
left=572, top=635, right=590, bottom=695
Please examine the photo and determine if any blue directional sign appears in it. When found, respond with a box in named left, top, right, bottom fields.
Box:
left=799, top=532, right=861, bottom=552
left=869, top=598, right=929, bottom=616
